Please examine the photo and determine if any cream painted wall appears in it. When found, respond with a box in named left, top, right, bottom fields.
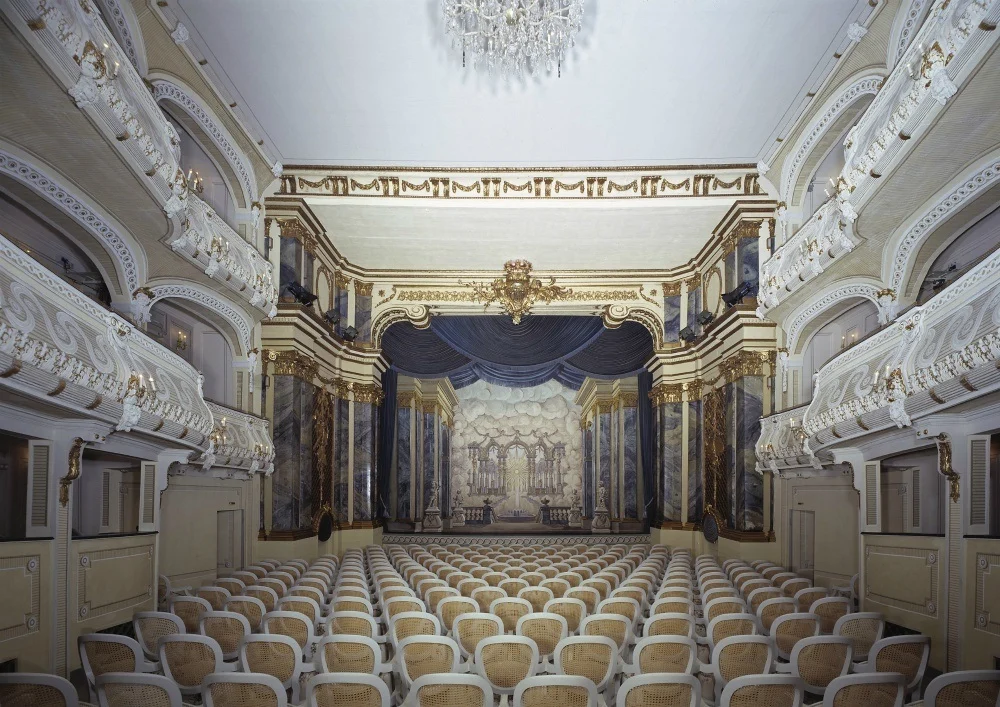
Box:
left=0, top=539, right=51, bottom=672
left=963, top=537, right=1000, bottom=669
left=69, top=534, right=156, bottom=671
left=862, top=533, right=947, bottom=671
left=160, top=476, right=253, bottom=589
left=777, top=474, right=859, bottom=588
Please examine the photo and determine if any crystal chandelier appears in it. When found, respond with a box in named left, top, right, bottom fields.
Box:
left=442, top=0, right=584, bottom=77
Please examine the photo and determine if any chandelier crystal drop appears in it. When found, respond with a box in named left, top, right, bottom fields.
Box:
left=442, top=0, right=584, bottom=77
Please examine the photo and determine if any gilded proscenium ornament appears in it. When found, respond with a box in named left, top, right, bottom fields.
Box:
left=463, top=260, right=571, bottom=325
left=934, top=434, right=960, bottom=503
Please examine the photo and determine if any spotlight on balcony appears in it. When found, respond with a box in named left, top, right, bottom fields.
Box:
left=697, top=310, right=714, bottom=326
left=342, top=325, right=359, bottom=342
left=722, top=280, right=759, bottom=308
left=679, top=326, right=697, bottom=343
left=323, top=309, right=340, bottom=325
left=286, top=281, right=318, bottom=306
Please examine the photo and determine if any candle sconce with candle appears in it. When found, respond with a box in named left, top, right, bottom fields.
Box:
left=116, top=371, right=157, bottom=432
left=174, top=331, right=188, bottom=351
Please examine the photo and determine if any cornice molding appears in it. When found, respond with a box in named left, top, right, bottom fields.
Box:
left=279, top=165, right=764, bottom=201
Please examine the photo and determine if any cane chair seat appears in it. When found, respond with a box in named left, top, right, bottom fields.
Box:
left=553, top=636, right=619, bottom=696
left=491, top=597, right=533, bottom=634
left=0, top=674, right=80, bottom=707
left=159, top=635, right=231, bottom=697
left=133, top=612, right=185, bottom=662
left=544, top=598, right=587, bottom=633
left=245, top=586, right=280, bottom=613
left=821, top=673, right=905, bottom=707
left=199, top=611, right=251, bottom=661
left=566, top=586, right=601, bottom=614
left=833, top=613, right=885, bottom=664
left=472, top=586, right=507, bottom=613
left=475, top=636, right=540, bottom=694
left=306, top=673, right=390, bottom=707
left=757, top=598, right=796, bottom=634
left=316, top=635, right=389, bottom=675
left=519, top=586, right=556, bottom=614
left=771, top=613, right=821, bottom=662
left=785, top=636, right=852, bottom=697
left=811, top=598, right=852, bottom=635
left=453, top=613, right=504, bottom=661
left=644, top=613, right=697, bottom=639
left=719, top=674, right=804, bottom=707
left=623, top=636, right=698, bottom=676
left=517, top=613, right=569, bottom=663
left=617, top=674, right=701, bottom=707
left=922, top=670, right=1000, bottom=707
left=240, top=634, right=309, bottom=704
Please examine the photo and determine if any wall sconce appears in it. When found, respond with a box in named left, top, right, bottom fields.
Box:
left=185, top=169, right=204, bottom=194
left=174, top=331, right=188, bottom=351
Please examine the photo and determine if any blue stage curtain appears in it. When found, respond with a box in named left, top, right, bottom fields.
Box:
left=380, top=315, right=653, bottom=389
left=637, top=369, right=656, bottom=525
left=431, top=316, right=604, bottom=365
left=376, top=367, right=397, bottom=520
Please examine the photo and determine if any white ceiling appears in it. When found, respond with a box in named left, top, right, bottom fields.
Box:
left=175, top=0, right=871, bottom=167
left=306, top=198, right=735, bottom=271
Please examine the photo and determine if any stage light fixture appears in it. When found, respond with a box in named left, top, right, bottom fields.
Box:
left=342, top=325, right=359, bottom=342
left=697, top=310, right=714, bottom=326
left=286, top=281, right=318, bottom=306
left=323, top=309, right=340, bottom=325
left=679, top=326, right=697, bottom=342
left=722, top=280, right=759, bottom=308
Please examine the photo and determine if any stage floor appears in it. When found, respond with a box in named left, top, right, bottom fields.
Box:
left=447, top=522, right=589, bottom=534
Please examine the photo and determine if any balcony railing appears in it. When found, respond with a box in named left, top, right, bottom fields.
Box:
left=0, top=232, right=271, bottom=471
left=6, top=0, right=276, bottom=318
left=758, top=0, right=1000, bottom=315
left=758, top=245, right=1000, bottom=468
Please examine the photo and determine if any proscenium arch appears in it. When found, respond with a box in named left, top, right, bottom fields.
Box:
left=149, top=75, right=258, bottom=209
left=779, top=71, right=885, bottom=207
left=883, top=148, right=1000, bottom=304
left=146, top=280, right=254, bottom=357
left=93, top=0, right=148, bottom=77
left=0, top=143, right=146, bottom=300
left=784, top=280, right=886, bottom=355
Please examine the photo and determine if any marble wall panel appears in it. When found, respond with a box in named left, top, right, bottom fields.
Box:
left=599, top=412, right=611, bottom=502
left=687, top=287, right=702, bottom=334
left=355, top=294, right=372, bottom=344
left=738, top=237, right=760, bottom=286
left=353, top=402, right=375, bottom=521
left=735, top=376, right=765, bottom=531
left=440, top=423, right=451, bottom=516
left=623, top=406, right=638, bottom=519
left=663, top=295, right=681, bottom=342
left=271, top=376, right=313, bottom=530
left=278, top=237, right=302, bottom=299
left=659, top=402, right=684, bottom=522
left=335, top=286, right=348, bottom=337
left=687, top=400, right=703, bottom=523
left=725, top=382, right=736, bottom=527
left=334, top=397, right=350, bottom=523
left=725, top=250, right=738, bottom=293
left=423, top=412, right=435, bottom=512
left=583, top=426, right=594, bottom=517
left=396, top=407, right=411, bottom=520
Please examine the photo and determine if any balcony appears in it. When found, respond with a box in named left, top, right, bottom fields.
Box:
left=0, top=232, right=271, bottom=472
left=759, top=0, right=1000, bottom=315
left=758, top=244, right=1000, bottom=468
left=6, top=0, right=276, bottom=318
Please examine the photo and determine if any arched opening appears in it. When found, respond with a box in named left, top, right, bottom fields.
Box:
left=0, top=186, right=114, bottom=307
left=797, top=298, right=880, bottom=405
left=165, top=113, right=238, bottom=230
left=913, top=203, right=1000, bottom=304
left=147, top=299, right=237, bottom=407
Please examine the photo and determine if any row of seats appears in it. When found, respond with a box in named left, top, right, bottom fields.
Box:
left=0, top=543, right=998, bottom=706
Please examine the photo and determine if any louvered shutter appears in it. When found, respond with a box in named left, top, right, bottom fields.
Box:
left=863, top=461, right=880, bottom=532
left=26, top=441, right=52, bottom=537
left=139, top=461, right=158, bottom=531
left=968, top=435, right=991, bottom=535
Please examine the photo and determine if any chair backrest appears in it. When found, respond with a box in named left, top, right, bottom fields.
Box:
left=244, top=585, right=280, bottom=612
left=771, top=612, right=821, bottom=661
left=581, top=613, right=633, bottom=653
left=632, top=636, right=698, bottom=675
left=390, top=612, right=442, bottom=649
left=490, top=597, right=533, bottom=633
left=544, top=597, right=587, bottom=633
left=317, top=635, right=382, bottom=674
left=305, top=672, right=391, bottom=707
left=196, top=586, right=232, bottom=611
left=159, top=634, right=222, bottom=693
left=516, top=612, right=569, bottom=659
left=781, top=577, right=811, bottom=598
left=923, top=669, right=1000, bottom=707
left=437, top=596, right=479, bottom=630
left=870, top=635, right=931, bottom=694
left=712, top=635, right=775, bottom=687
left=705, top=597, right=749, bottom=623
left=475, top=636, right=540, bottom=696
left=514, top=675, right=598, bottom=707
left=794, top=587, right=828, bottom=612
left=554, top=636, right=619, bottom=693
left=133, top=611, right=185, bottom=660
left=833, top=612, right=885, bottom=662
left=262, top=610, right=315, bottom=651
left=651, top=598, right=695, bottom=617
left=0, top=673, right=79, bottom=707
left=518, top=586, right=555, bottom=613
left=821, top=673, right=906, bottom=707
left=396, top=636, right=462, bottom=685
left=598, top=597, right=641, bottom=625
left=472, top=586, right=507, bottom=613
left=331, top=596, right=374, bottom=614
left=260, top=577, right=289, bottom=597
left=215, top=578, right=246, bottom=597
left=707, top=613, right=758, bottom=649
left=644, top=613, right=696, bottom=639
left=790, top=636, right=853, bottom=694
left=453, top=612, right=504, bottom=659
left=810, top=597, right=851, bottom=634
left=408, top=673, right=494, bottom=707
left=757, top=598, right=796, bottom=633
left=171, top=596, right=214, bottom=633
left=566, top=586, right=601, bottom=614
left=79, top=634, right=143, bottom=683
left=240, top=634, right=303, bottom=689
left=290, top=586, right=327, bottom=606
left=617, top=674, right=701, bottom=707
left=96, top=672, right=182, bottom=707
left=720, top=674, right=804, bottom=707
left=199, top=611, right=251, bottom=661
left=202, top=672, right=288, bottom=707
left=747, top=587, right=782, bottom=613
left=278, top=596, right=321, bottom=624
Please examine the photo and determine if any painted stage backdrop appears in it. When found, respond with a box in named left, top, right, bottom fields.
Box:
left=451, top=380, right=583, bottom=529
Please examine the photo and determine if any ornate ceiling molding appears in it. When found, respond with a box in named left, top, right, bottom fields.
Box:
left=888, top=0, right=933, bottom=70
left=151, top=77, right=258, bottom=206
left=279, top=165, right=764, bottom=201
left=0, top=147, right=143, bottom=296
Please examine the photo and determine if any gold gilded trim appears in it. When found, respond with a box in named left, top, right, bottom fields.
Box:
left=61, top=437, right=85, bottom=507
left=353, top=383, right=385, bottom=405
left=649, top=383, right=684, bottom=405
left=355, top=281, right=374, bottom=297
left=263, top=349, right=318, bottom=381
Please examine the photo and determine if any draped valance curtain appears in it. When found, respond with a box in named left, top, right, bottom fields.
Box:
left=381, top=315, right=654, bottom=389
